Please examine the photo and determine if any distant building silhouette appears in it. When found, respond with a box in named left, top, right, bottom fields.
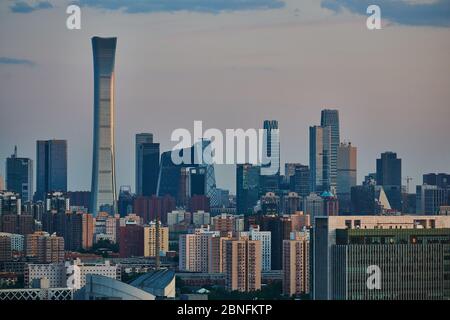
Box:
left=6, top=146, right=33, bottom=202
left=321, top=109, right=340, bottom=192
left=36, top=140, right=67, bottom=201
left=376, top=152, right=402, bottom=211
left=135, top=133, right=160, bottom=197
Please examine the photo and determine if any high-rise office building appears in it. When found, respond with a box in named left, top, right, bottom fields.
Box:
left=260, top=120, right=280, bottom=195
left=6, top=146, right=33, bottom=202
left=321, top=109, right=340, bottom=191
left=283, top=231, right=310, bottom=296
left=224, top=238, right=261, bottom=292
left=0, top=191, right=21, bottom=216
left=312, top=215, right=450, bottom=300
left=62, top=211, right=84, bottom=251
left=337, top=142, right=357, bottom=213
left=423, top=173, right=450, bottom=188
left=310, top=126, right=331, bottom=193
left=135, top=133, right=153, bottom=192
left=117, top=186, right=134, bottom=217
left=257, top=215, right=293, bottom=270
left=90, top=37, right=118, bottom=216
left=376, top=152, right=402, bottom=211
left=261, top=120, right=280, bottom=176
left=0, top=175, right=4, bottom=191
left=290, top=165, right=310, bottom=197
left=189, top=167, right=206, bottom=196
left=350, top=184, right=391, bottom=215
left=36, top=140, right=67, bottom=201
left=285, top=163, right=301, bottom=183
left=236, top=164, right=260, bottom=215
left=45, top=191, right=70, bottom=213
left=416, top=184, right=449, bottom=215
left=67, top=191, right=91, bottom=212
left=157, top=140, right=216, bottom=206
left=40, top=193, right=68, bottom=236
left=204, top=164, right=218, bottom=206
left=135, top=133, right=160, bottom=197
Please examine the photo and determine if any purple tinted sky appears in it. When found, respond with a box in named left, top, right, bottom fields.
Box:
left=0, top=0, right=449, bottom=194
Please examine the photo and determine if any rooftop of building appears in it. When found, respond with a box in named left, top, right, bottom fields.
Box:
left=129, top=269, right=175, bottom=294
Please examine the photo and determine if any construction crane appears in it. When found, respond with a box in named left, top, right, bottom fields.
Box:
left=155, top=212, right=161, bottom=271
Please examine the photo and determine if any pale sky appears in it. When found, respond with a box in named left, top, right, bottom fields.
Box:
left=1, top=0, right=449, bottom=194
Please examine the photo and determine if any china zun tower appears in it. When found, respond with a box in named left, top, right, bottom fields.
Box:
left=90, top=37, right=117, bottom=216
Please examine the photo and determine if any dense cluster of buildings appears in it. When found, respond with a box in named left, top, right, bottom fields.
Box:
left=1, top=36, right=449, bottom=300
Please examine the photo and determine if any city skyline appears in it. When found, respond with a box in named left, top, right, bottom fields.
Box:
left=1, top=0, right=449, bottom=194
left=2, top=0, right=450, bottom=306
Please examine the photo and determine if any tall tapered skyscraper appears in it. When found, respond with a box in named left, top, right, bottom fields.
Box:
left=321, top=109, right=340, bottom=192
left=90, top=37, right=117, bottom=216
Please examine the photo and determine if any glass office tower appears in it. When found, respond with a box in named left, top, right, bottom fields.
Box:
left=135, top=133, right=155, bottom=196
left=6, top=146, right=33, bottom=202
left=90, top=37, right=117, bottom=216
left=236, top=163, right=261, bottom=215
left=321, top=109, right=340, bottom=192
left=376, top=151, right=402, bottom=211
left=36, top=140, right=67, bottom=201
left=310, top=126, right=331, bottom=193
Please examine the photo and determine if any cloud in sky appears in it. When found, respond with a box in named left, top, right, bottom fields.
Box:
left=321, top=0, right=450, bottom=27
left=76, top=0, right=285, bottom=14
left=10, top=1, right=53, bottom=13
left=0, top=57, right=35, bottom=67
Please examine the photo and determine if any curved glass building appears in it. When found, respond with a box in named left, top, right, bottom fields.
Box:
left=90, top=37, right=117, bottom=216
